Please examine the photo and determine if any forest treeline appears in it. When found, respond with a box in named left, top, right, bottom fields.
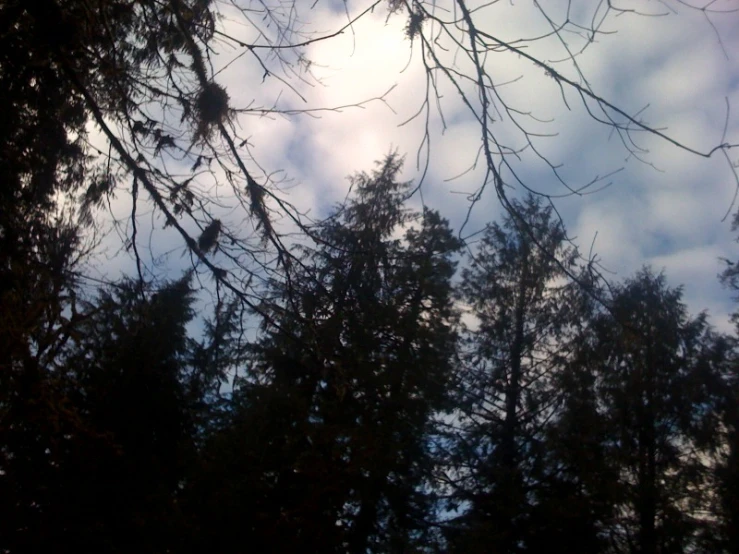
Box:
left=2, top=1, right=738, bottom=551
left=2, top=153, right=738, bottom=553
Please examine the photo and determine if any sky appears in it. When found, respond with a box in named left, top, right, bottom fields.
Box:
left=93, top=0, right=739, bottom=332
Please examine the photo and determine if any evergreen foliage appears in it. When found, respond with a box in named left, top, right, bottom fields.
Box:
left=1, top=3, right=737, bottom=552
left=185, top=155, right=462, bottom=552
left=444, top=195, right=582, bottom=553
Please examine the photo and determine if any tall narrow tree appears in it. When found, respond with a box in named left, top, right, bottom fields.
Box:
left=528, top=279, right=618, bottom=553
left=715, top=252, right=739, bottom=553
left=61, top=276, right=197, bottom=552
left=446, top=194, right=580, bottom=553
left=582, top=269, right=722, bottom=554
left=6, top=274, right=235, bottom=554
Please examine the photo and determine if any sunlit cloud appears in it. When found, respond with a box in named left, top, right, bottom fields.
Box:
left=88, top=0, right=739, bottom=328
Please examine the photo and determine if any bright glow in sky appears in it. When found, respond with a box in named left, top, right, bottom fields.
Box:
left=93, top=0, right=739, bottom=331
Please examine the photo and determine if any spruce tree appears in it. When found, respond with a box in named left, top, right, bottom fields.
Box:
left=447, top=194, right=580, bottom=553
left=715, top=254, right=739, bottom=553
left=191, top=155, right=461, bottom=552
left=581, top=269, right=723, bottom=554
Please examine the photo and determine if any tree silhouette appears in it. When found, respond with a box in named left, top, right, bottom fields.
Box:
left=187, top=154, right=461, bottom=552
left=529, top=277, right=618, bottom=553
left=0, top=3, right=95, bottom=549
left=578, top=269, right=724, bottom=554
left=716, top=249, right=739, bottom=553
left=444, top=194, right=582, bottom=552
left=2, top=3, right=738, bottom=551
left=0, top=271, right=242, bottom=553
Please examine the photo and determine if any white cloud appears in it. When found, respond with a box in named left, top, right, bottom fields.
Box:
left=84, top=0, right=739, bottom=328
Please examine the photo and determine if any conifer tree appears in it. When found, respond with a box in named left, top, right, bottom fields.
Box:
left=446, top=194, right=580, bottom=553
left=715, top=253, right=739, bottom=553
left=48, top=276, right=198, bottom=552
left=0, top=273, right=238, bottom=553
left=191, top=155, right=461, bottom=552
left=579, top=269, right=723, bottom=554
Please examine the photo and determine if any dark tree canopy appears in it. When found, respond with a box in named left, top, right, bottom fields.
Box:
left=2, top=2, right=739, bottom=553
left=443, top=194, right=583, bottom=552
left=563, top=269, right=726, bottom=554
left=185, top=155, right=461, bottom=552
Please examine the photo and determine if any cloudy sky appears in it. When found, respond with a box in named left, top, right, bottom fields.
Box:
left=95, top=0, right=739, bottom=330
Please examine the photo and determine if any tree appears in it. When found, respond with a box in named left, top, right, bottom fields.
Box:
left=530, top=333, right=619, bottom=554
left=2, top=2, right=738, bottom=550
left=13, top=275, right=197, bottom=553
left=187, top=155, right=461, bottom=552
left=66, top=276, right=198, bottom=552
left=0, top=3, right=95, bottom=549
left=713, top=361, right=739, bottom=554
left=706, top=334, right=739, bottom=554
left=716, top=249, right=739, bottom=553
left=445, top=194, right=582, bottom=553
left=0, top=271, right=241, bottom=553
left=579, top=269, right=723, bottom=554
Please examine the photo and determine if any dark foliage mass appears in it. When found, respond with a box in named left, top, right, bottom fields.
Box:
left=1, top=1, right=738, bottom=554
left=3, top=148, right=737, bottom=552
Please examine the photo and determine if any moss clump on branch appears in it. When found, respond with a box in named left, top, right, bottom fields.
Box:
left=194, top=81, right=230, bottom=141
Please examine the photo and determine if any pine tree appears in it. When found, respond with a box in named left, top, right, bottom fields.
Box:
left=581, top=269, right=723, bottom=554
left=715, top=253, right=739, bottom=553
left=0, top=274, right=227, bottom=553
left=446, top=194, right=580, bottom=553
left=190, top=155, right=461, bottom=552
